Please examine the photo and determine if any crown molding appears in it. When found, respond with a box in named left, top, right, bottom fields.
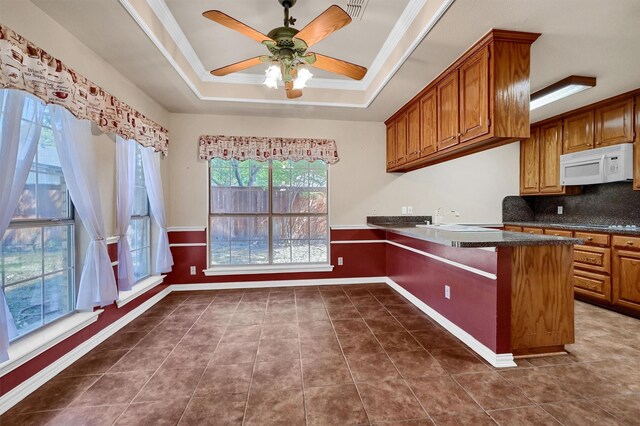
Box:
left=119, top=0, right=455, bottom=107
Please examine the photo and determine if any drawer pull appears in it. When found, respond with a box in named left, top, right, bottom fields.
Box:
left=627, top=241, right=634, bottom=246
left=587, top=237, right=593, bottom=241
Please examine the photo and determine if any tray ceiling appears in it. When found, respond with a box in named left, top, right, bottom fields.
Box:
left=25, top=0, right=640, bottom=122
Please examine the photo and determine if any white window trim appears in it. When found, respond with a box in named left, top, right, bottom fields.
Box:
left=0, top=309, right=103, bottom=377
left=116, top=274, right=165, bottom=308
left=203, top=263, right=334, bottom=276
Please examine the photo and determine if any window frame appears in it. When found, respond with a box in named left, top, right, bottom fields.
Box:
left=207, top=159, right=330, bottom=269
left=1, top=107, right=76, bottom=342
left=127, top=144, right=151, bottom=284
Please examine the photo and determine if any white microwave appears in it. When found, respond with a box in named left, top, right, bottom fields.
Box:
left=560, top=143, right=634, bottom=186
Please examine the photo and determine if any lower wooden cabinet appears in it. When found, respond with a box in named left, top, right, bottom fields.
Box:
left=503, top=225, right=640, bottom=317
left=574, top=269, right=612, bottom=302
left=612, top=247, right=640, bottom=311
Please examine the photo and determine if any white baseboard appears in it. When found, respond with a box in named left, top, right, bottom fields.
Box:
left=0, top=287, right=172, bottom=415
left=385, top=277, right=517, bottom=368
left=169, top=276, right=388, bottom=291
left=384, top=277, right=516, bottom=368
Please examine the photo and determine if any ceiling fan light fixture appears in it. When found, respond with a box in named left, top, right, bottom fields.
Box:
left=293, top=66, right=313, bottom=90
left=263, top=63, right=282, bottom=89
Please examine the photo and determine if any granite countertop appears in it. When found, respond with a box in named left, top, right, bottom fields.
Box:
left=504, top=222, right=640, bottom=236
left=368, top=223, right=583, bottom=248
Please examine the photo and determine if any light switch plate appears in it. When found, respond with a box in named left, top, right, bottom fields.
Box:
left=444, top=285, right=451, bottom=299
left=401, top=206, right=407, bottom=215
left=557, top=206, right=564, bottom=214
left=190, top=266, right=196, bottom=275
left=407, top=206, right=413, bottom=214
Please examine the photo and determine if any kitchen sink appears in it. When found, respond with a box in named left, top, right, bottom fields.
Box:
left=415, top=224, right=501, bottom=232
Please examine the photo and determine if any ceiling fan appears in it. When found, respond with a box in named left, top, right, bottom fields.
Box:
left=203, top=0, right=368, bottom=99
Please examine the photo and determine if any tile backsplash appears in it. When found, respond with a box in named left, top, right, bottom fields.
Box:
left=503, top=182, right=640, bottom=225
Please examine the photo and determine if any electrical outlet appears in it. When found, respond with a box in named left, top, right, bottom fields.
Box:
left=407, top=206, right=413, bottom=214
left=190, top=266, right=196, bottom=275
left=401, top=206, right=407, bottom=215
left=338, top=257, right=344, bottom=266
left=557, top=206, right=564, bottom=215
left=444, top=285, right=451, bottom=299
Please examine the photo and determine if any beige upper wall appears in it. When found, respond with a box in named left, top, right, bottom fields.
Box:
left=168, top=113, right=520, bottom=227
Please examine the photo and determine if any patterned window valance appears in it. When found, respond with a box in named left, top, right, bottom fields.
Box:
left=199, top=135, right=340, bottom=164
left=0, top=23, right=169, bottom=154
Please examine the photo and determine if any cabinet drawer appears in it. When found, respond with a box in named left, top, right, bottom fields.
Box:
left=574, top=245, right=611, bottom=274
left=574, top=232, right=610, bottom=247
left=612, top=235, right=640, bottom=250
left=522, top=227, right=544, bottom=235
left=544, top=229, right=573, bottom=237
left=504, top=226, right=523, bottom=232
left=574, top=270, right=611, bottom=301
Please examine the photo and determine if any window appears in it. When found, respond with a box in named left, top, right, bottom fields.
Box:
left=0, top=108, right=75, bottom=339
left=127, top=144, right=151, bottom=282
left=209, top=159, right=328, bottom=266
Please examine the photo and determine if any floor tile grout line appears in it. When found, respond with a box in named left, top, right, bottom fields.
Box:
left=174, top=292, right=235, bottom=425
left=361, top=288, right=437, bottom=424
left=60, top=296, right=194, bottom=417
left=240, top=291, right=269, bottom=426
left=294, top=288, right=311, bottom=426
left=111, top=292, right=223, bottom=425
left=323, top=287, right=374, bottom=426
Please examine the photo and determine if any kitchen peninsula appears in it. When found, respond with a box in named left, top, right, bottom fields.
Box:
left=368, top=218, right=581, bottom=367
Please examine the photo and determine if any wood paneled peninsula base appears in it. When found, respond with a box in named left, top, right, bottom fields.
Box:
left=369, top=223, right=581, bottom=367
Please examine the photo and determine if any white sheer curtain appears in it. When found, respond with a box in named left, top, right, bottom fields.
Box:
left=50, top=106, right=118, bottom=310
left=0, top=90, right=45, bottom=361
left=141, top=147, right=173, bottom=273
left=116, top=137, right=136, bottom=291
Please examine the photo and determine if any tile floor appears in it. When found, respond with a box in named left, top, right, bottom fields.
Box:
left=3, top=283, right=640, bottom=425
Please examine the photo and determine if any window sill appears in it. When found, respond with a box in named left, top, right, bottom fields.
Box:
left=116, top=275, right=166, bottom=308
left=0, top=310, right=103, bottom=377
left=203, top=264, right=334, bottom=276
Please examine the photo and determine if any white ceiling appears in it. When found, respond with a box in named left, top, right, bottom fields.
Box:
left=28, top=0, right=640, bottom=122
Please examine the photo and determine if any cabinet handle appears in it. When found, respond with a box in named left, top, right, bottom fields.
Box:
left=587, top=237, right=593, bottom=241
left=553, top=233, right=560, bottom=236
left=586, top=257, right=597, bottom=263
left=626, top=241, right=634, bottom=246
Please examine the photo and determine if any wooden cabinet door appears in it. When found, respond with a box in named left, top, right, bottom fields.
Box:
left=635, top=97, right=640, bottom=191
left=395, top=112, right=408, bottom=166
left=386, top=122, right=396, bottom=170
left=520, top=127, right=540, bottom=194
left=420, top=89, right=438, bottom=157
left=406, top=102, right=421, bottom=162
left=563, top=110, right=595, bottom=153
left=539, top=121, right=564, bottom=193
left=595, top=97, right=634, bottom=147
left=459, top=46, right=490, bottom=143
left=437, top=70, right=459, bottom=150
left=612, top=248, right=640, bottom=311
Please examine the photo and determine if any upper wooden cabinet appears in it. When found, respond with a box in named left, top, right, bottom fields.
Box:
left=395, top=112, right=408, bottom=167
left=406, top=102, right=421, bottom=162
left=459, top=46, right=490, bottom=143
left=420, top=89, right=438, bottom=157
left=437, top=70, right=460, bottom=151
left=635, top=96, right=640, bottom=191
left=563, top=110, right=595, bottom=153
left=539, top=121, right=564, bottom=193
left=386, top=122, right=396, bottom=170
left=385, top=29, right=540, bottom=173
left=519, top=127, right=540, bottom=194
left=595, top=97, right=634, bottom=147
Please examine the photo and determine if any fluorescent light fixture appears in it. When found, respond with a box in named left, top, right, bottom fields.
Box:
left=263, top=63, right=281, bottom=89
left=530, top=75, right=596, bottom=110
left=293, top=66, right=313, bottom=90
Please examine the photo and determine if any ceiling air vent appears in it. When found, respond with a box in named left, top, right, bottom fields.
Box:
left=345, top=0, right=370, bottom=20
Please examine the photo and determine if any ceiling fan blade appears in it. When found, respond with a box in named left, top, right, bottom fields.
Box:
left=286, top=88, right=303, bottom=99
left=306, top=53, right=367, bottom=80
left=203, top=10, right=275, bottom=44
left=211, top=56, right=265, bottom=76
left=293, top=5, right=351, bottom=48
